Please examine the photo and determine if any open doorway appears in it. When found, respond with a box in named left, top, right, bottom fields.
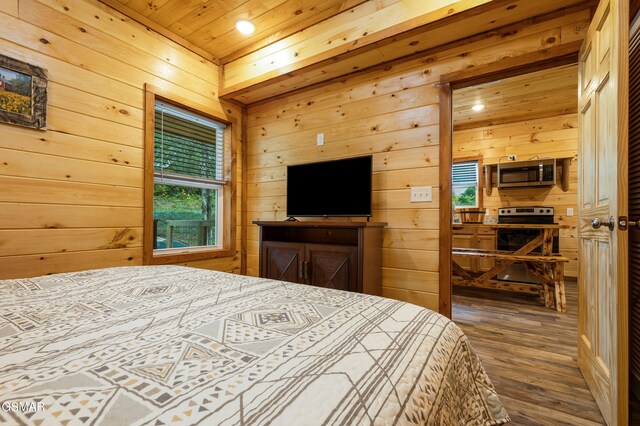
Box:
left=446, top=64, right=605, bottom=424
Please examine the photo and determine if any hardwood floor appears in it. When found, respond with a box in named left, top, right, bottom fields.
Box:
left=452, top=280, right=605, bottom=425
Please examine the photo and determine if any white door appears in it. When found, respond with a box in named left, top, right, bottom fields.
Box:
left=577, top=0, right=629, bottom=424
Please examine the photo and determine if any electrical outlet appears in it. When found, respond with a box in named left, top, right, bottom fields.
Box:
left=316, top=133, right=324, bottom=146
left=411, top=186, right=432, bottom=202
left=566, top=207, right=574, bottom=217
left=507, top=155, right=517, bottom=161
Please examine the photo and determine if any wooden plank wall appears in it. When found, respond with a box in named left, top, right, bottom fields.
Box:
left=245, top=8, right=589, bottom=311
left=0, top=0, right=242, bottom=279
left=453, top=114, right=579, bottom=277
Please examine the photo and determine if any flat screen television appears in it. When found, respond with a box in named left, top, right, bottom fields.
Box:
left=287, top=156, right=372, bottom=217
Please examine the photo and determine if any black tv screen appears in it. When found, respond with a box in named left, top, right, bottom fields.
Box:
left=287, top=156, right=372, bottom=217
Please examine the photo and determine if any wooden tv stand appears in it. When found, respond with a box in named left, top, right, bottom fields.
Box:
left=253, top=221, right=386, bottom=295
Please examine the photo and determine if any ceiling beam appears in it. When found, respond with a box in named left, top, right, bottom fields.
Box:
left=221, top=0, right=592, bottom=104
left=221, top=0, right=487, bottom=95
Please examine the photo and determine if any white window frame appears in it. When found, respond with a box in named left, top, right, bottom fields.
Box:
left=452, top=158, right=483, bottom=209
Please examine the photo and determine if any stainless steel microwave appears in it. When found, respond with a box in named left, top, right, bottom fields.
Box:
left=497, top=159, right=556, bottom=188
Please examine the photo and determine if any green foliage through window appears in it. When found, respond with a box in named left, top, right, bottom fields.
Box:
left=152, top=101, right=226, bottom=250
left=452, top=186, right=477, bottom=207
left=452, top=160, right=479, bottom=208
left=154, top=184, right=217, bottom=249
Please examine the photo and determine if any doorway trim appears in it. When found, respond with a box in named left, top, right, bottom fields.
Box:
left=437, top=42, right=581, bottom=318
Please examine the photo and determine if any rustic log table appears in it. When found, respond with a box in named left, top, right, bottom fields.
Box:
left=451, top=223, right=570, bottom=312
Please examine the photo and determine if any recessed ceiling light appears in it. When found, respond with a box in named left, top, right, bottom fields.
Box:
left=236, top=20, right=255, bottom=35
left=472, top=104, right=485, bottom=112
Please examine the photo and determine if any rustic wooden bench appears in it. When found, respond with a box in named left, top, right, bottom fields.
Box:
left=452, top=248, right=570, bottom=312
left=452, top=248, right=569, bottom=263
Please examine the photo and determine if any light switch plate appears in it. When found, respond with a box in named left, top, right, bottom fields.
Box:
left=566, top=207, right=574, bottom=217
left=316, top=133, right=324, bottom=146
left=411, top=186, right=432, bottom=202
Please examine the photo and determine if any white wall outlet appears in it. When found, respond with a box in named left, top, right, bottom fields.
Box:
left=566, top=207, right=574, bottom=217
left=316, top=133, right=324, bottom=146
left=411, top=186, right=432, bottom=202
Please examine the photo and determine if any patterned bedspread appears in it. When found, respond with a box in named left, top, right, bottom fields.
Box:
left=0, top=266, right=508, bottom=425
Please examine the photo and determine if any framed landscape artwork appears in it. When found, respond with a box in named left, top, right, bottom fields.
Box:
left=0, top=54, right=47, bottom=130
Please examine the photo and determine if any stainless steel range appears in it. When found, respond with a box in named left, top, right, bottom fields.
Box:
left=497, top=206, right=559, bottom=283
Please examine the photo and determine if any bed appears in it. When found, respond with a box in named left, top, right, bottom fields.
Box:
left=0, top=266, right=508, bottom=425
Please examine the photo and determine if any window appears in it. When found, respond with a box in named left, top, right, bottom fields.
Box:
left=144, top=87, right=235, bottom=264
left=452, top=160, right=480, bottom=208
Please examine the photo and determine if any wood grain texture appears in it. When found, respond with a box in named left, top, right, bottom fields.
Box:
left=245, top=9, right=589, bottom=311
left=111, top=0, right=367, bottom=60
left=577, top=0, right=629, bottom=422
left=222, top=1, right=591, bottom=103
left=97, top=0, right=219, bottom=63
left=439, top=82, right=453, bottom=317
left=0, top=0, right=242, bottom=278
left=453, top=223, right=571, bottom=230
left=453, top=280, right=606, bottom=425
left=441, top=39, right=582, bottom=89
left=453, top=242, right=569, bottom=312
left=453, top=64, right=578, bottom=130
left=142, top=84, right=238, bottom=265
left=629, top=11, right=640, bottom=407
left=615, top=2, right=631, bottom=424
left=223, top=0, right=466, bottom=88
left=0, top=0, right=18, bottom=17
left=453, top=114, right=579, bottom=277
left=452, top=249, right=569, bottom=262
left=453, top=278, right=541, bottom=294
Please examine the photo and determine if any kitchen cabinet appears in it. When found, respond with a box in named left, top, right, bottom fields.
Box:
left=452, top=227, right=496, bottom=272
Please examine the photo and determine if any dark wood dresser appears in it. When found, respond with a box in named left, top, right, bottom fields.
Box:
left=253, top=221, right=385, bottom=295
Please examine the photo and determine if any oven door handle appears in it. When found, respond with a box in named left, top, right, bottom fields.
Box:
left=539, top=162, right=544, bottom=185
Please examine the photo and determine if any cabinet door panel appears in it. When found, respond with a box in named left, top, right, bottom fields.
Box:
left=476, top=235, right=496, bottom=272
left=452, top=235, right=473, bottom=270
left=262, top=241, right=305, bottom=283
left=306, top=244, right=358, bottom=292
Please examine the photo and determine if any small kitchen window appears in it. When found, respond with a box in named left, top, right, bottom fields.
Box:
left=452, top=159, right=482, bottom=208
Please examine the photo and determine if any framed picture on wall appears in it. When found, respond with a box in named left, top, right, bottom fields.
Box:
left=0, top=54, right=47, bottom=130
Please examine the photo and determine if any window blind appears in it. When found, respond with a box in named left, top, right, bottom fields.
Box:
left=452, top=161, right=478, bottom=185
left=154, top=100, right=226, bottom=185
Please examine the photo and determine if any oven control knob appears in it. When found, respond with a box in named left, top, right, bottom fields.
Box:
left=539, top=209, right=544, bottom=213
left=547, top=209, right=551, bottom=213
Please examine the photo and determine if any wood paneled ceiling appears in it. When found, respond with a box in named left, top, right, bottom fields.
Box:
left=100, top=0, right=593, bottom=104
left=109, top=0, right=367, bottom=60
left=452, top=64, right=579, bottom=130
